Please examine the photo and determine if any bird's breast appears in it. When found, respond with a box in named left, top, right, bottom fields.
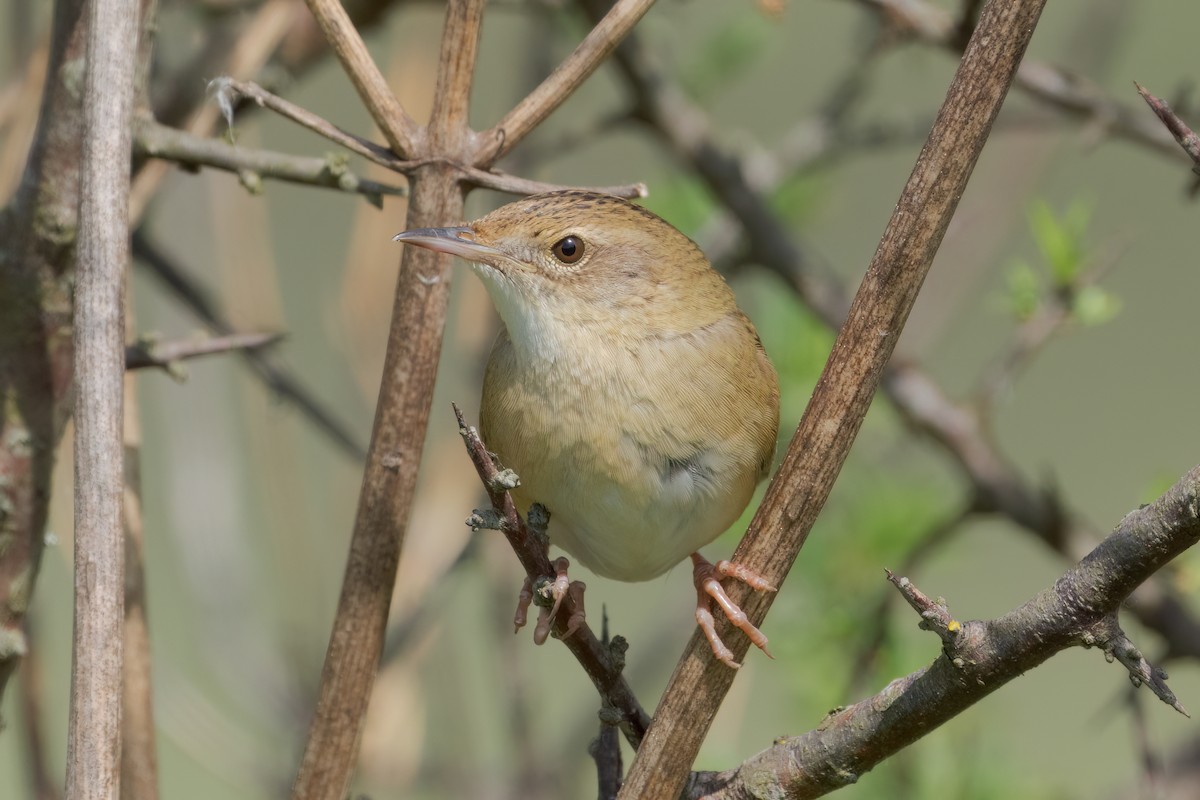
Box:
left=479, top=315, right=777, bottom=581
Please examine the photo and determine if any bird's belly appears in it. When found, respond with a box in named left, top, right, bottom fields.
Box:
left=506, top=438, right=749, bottom=582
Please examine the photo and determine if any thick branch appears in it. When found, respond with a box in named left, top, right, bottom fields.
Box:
left=617, top=0, right=1048, bottom=796
left=612, top=0, right=1200, bottom=670
left=289, top=167, right=464, bottom=800
left=486, top=0, right=656, bottom=162
left=687, top=466, right=1200, bottom=799
left=0, top=0, right=87, bottom=711
left=67, top=0, right=139, bottom=796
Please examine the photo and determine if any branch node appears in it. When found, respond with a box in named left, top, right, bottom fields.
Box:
left=1086, top=614, right=1189, bottom=716
left=609, top=635, right=628, bottom=673
left=886, top=570, right=962, bottom=649
left=466, top=508, right=504, bottom=532
left=237, top=169, right=263, bottom=194
left=598, top=706, right=624, bottom=726
left=490, top=468, right=520, bottom=492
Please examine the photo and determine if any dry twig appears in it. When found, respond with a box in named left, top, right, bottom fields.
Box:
left=452, top=405, right=651, bottom=746
left=125, top=332, right=283, bottom=373
left=67, top=0, right=140, bottom=795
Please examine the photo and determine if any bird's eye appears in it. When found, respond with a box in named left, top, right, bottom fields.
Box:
left=551, top=236, right=584, bottom=264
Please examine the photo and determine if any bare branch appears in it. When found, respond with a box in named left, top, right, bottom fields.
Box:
left=846, top=505, right=980, bottom=696
left=1083, top=615, right=1187, bottom=716
left=452, top=404, right=651, bottom=747
left=1135, top=82, right=1200, bottom=174
left=125, top=331, right=283, bottom=372
left=209, top=78, right=647, bottom=199
left=852, top=0, right=1182, bottom=161
left=613, top=0, right=1200, bottom=676
left=289, top=170, right=465, bottom=800
left=687, top=466, right=1200, bottom=798
left=618, top=0, right=1049, bottom=795
left=427, top=0, right=486, bottom=150
left=134, top=116, right=407, bottom=206
left=129, top=0, right=306, bottom=224
left=460, top=165, right=646, bottom=199
left=131, top=231, right=367, bottom=461
left=67, top=0, right=140, bottom=796
left=0, top=0, right=89, bottom=710
left=301, top=0, right=421, bottom=157
left=210, top=78, right=412, bottom=172
left=486, top=0, right=656, bottom=162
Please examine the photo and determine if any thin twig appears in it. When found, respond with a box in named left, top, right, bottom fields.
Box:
left=687, top=466, right=1200, bottom=798
left=301, top=0, right=421, bottom=157
left=972, top=242, right=1125, bottom=410
left=453, top=404, right=651, bottom=746
left=67, top=0, right=139, bottom=794
left=210, top=77, right=412, bottom=170
left=845, top=504, right=980, bottom=696
left=134, top=116, right=407, bottom=206
left=128, top=0, right=304, bottom=224
left=1135, top=82, right=1200, bottom=174
left=590, top=611, right=624, bottom=800
left=125, top=331, right=283, bottom=372
left=617, top=0, right=1049, bottom=795
left=460, top=165, right=647, bottom=199
left=211, top=78, right=647, bottom=198
left=851, top=0, right=1183, bottom=161
left=131, top=231, right=367, bottom=461
left=486, top=0, right=656, bottom=161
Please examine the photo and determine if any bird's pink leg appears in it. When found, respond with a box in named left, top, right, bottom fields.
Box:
left=691, top=552, right=776, bottom=669
left=514, top=576, right=534, bottom=633
left=517, top=556, right=586, bottom=645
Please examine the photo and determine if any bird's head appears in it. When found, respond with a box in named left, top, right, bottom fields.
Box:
left=393, top=191, right=735, bottom=336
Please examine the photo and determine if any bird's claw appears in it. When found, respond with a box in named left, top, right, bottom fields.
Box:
left=692, top=552, right=776, bottom=669
left=513, top=556, right=587, bottom=645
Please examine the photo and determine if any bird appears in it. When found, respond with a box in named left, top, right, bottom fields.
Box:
left=394, top=190, right=781, bottom=668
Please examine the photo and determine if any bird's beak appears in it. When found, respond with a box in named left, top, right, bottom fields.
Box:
left=392, top=226, right=504, bottom=264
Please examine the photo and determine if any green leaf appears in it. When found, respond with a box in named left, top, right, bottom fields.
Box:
left=1027, top=199, right=1091, bottom=286
left=1004, top=259, right=1041, bottom=321
left=1071, top=284, right=1120, bottom=326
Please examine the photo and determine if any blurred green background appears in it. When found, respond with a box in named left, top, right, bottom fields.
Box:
left=2, top=0, right=1199, bottom=797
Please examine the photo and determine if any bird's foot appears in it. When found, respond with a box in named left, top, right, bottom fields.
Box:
left=691, top=552, right=777, bottom=669
left=513, top=556, right=586, bottom=645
